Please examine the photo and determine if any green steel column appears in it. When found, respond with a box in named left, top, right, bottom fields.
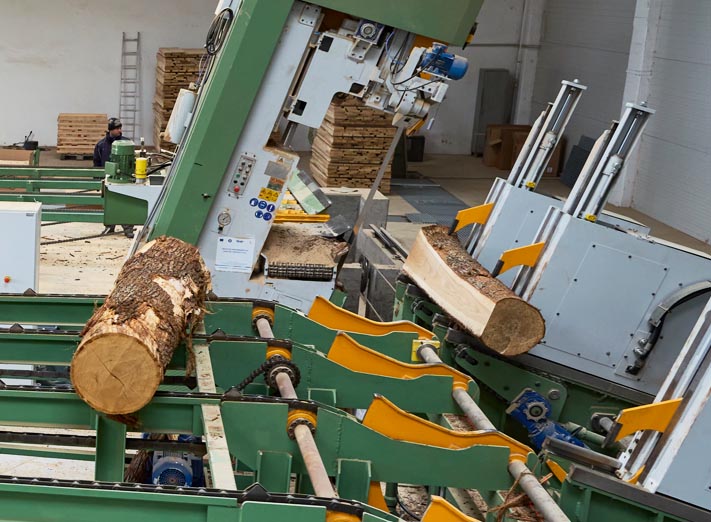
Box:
left=149, top=0, right=294, bottom=243
left=95, top=415, right=127, bottom=482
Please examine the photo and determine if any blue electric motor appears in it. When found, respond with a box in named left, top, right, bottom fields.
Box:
left=507, top=389, right=586, bottom=450
left=149, top=435, right=205, bottom=487
left=420, top=43, right=469, bottom=80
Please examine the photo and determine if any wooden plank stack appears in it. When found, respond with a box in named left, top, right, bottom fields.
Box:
left=153, top=48, right=204, bottom=151
left=310, top=97, right=396, bottom=194
left=56, top=113, right=107, bottom=157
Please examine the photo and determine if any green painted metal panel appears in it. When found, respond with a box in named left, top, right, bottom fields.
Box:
left=103, top=189, right=148, bottom=225
left=209, top=340, right=267, bottom=392
left=559, top=479, right=689, bottom=522
left=95, top=416, right=127, bottom=482
left=0, top=167, right=101, bottom=178
left=207, top=339, right=477, bottom=413
left=307, top=388, right=337, bottom=406
left=0, top=446, right=95, bottom=461
left=0, top=295, right=100, bottom=325
left=42, top=211, right=104, bottom=223
left=221, top=401, right=516, bottom=491
left=241, top=502, right=325, bottom=522
left=455, top=351, right=569, bottom=419
left=0, top=333, right=78, bottom=364
left=256, top=450, right=293, bottom=492
left=311, top=0, right=483, bottom=45
left=0, top=179, right=100, bottom=190
left=336, top=459, right=371, bottom=504
left=149, top=0, right=295, bottom=243
left=204, top=301, right=421, bottom=360
left=0, top=332, right=185, bottom=369
left=272, top=305, right=420, bottom=360
left=0, top=193, right=102, bottom=205
left=0, top=483, right=237, bottom=522
left=0, top=390, right=209, bottom=433
left=203, top=301, right=255, bottom=335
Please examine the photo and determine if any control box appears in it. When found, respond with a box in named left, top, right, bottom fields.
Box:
left=0, top=202, right=41, bottom=294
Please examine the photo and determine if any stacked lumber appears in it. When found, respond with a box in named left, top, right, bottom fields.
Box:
left=57, top=113, right=107, bottom=156
left=153, top=48, right=203, bottom=151
left=310, top=97, right=396, bottom=194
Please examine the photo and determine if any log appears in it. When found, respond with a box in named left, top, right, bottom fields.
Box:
left=71, top=236, right=212, bottom=415
left=403, top=226, right=545, bottom=356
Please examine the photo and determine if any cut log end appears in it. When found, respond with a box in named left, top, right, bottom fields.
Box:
left=72, top=332, right=162, bottom=415
left=483, top=297, right=545, bottom=356
left=71, top=236, right=211, bottom=415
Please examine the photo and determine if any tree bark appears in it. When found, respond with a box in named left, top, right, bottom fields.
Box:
left=403, top=226, right=545, bottom=356
left=71, top=236, right=211, bottom=415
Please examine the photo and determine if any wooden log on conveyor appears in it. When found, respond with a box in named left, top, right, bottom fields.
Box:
left=403, top=225, right=545, bottom=356
left=71, top=236, right=211, bottom=415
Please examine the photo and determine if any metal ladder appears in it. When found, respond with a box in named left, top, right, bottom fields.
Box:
left=119, top=32, right=141, bottom=141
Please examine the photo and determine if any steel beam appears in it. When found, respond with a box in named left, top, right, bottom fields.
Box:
left=0, top=167, right=101, bottom=178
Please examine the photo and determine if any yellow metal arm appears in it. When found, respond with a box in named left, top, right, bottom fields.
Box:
left=363, top=395, right=532, bottom=462
left=308, top=296, right=435, bottom=340
left=491, top=241, right=545, bottom=277
left=328, top=333, right=472, bottom=390
left=449, top=202, right=495, bottom=235
left=423, top=496, right=480, bottom=522
left=605, top=398, right=683, bottom=444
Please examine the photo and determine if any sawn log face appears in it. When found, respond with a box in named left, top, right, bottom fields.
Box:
left=403, top=226, right=545, bottom=356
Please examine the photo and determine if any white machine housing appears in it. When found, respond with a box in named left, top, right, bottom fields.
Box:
left=0, top=202, right=40, bottom=294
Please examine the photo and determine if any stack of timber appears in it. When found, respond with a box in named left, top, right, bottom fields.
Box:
left=153, top=48, right=203, bottom=151
left=403, top=226, right=546, bottom=356
left=56, top=113, right=107, bottom=158
left=310, top=96, right=396, bottom=194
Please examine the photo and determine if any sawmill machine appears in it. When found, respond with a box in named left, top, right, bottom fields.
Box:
left=0, top=0, right=477, bottom=313
left=0, top=1, right=709, bottom=521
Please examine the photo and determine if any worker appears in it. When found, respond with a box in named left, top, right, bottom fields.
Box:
left=93, top=117, right=135, bottom=238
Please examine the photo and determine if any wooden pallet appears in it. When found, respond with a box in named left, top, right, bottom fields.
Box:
left=57, top=113, right=107, bottom=155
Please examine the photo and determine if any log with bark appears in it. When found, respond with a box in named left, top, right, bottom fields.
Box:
left=403, top=226, right=545, bottom=356
left=71, top=236, right=211, bottom=415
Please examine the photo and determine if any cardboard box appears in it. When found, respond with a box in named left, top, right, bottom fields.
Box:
left=483, top=124, right=532, bottom=170
left=0, top=149, right=33, bottom=166
left=510, top=132, right=566, bottom=177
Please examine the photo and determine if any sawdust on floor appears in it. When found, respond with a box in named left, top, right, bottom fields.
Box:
left=39, top=222, right=136, bottom=294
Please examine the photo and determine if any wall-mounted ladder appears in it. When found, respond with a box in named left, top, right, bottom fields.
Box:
left=119, top=32, right=141, bottom=141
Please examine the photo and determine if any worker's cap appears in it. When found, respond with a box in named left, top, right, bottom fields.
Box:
left=108, top=118, right=123, bottom=131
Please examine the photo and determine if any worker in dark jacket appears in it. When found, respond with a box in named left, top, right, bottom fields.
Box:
left=93, top=117, right=130, bottom=167
left=94, top=117, right=135, bottom=238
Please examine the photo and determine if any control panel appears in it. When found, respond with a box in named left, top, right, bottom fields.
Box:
left=229, top=153, right=257, bottom=198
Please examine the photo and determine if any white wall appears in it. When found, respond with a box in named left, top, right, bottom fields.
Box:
left=0, top=0, right=214, bottom=146
left=422, top=0, right=526, bottom=155
left=531, top=0, right=636, bottom=155
left=630, top=1, right=711, bottom=243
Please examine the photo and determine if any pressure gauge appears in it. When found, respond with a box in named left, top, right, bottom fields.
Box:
left=217, top=211, right=232, bottom=227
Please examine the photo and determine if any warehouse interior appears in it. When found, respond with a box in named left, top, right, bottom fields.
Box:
left=0, top=1, right=709, bottom=521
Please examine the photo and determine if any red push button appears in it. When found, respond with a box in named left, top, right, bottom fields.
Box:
left=3, top=276, right=10, bottom=284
